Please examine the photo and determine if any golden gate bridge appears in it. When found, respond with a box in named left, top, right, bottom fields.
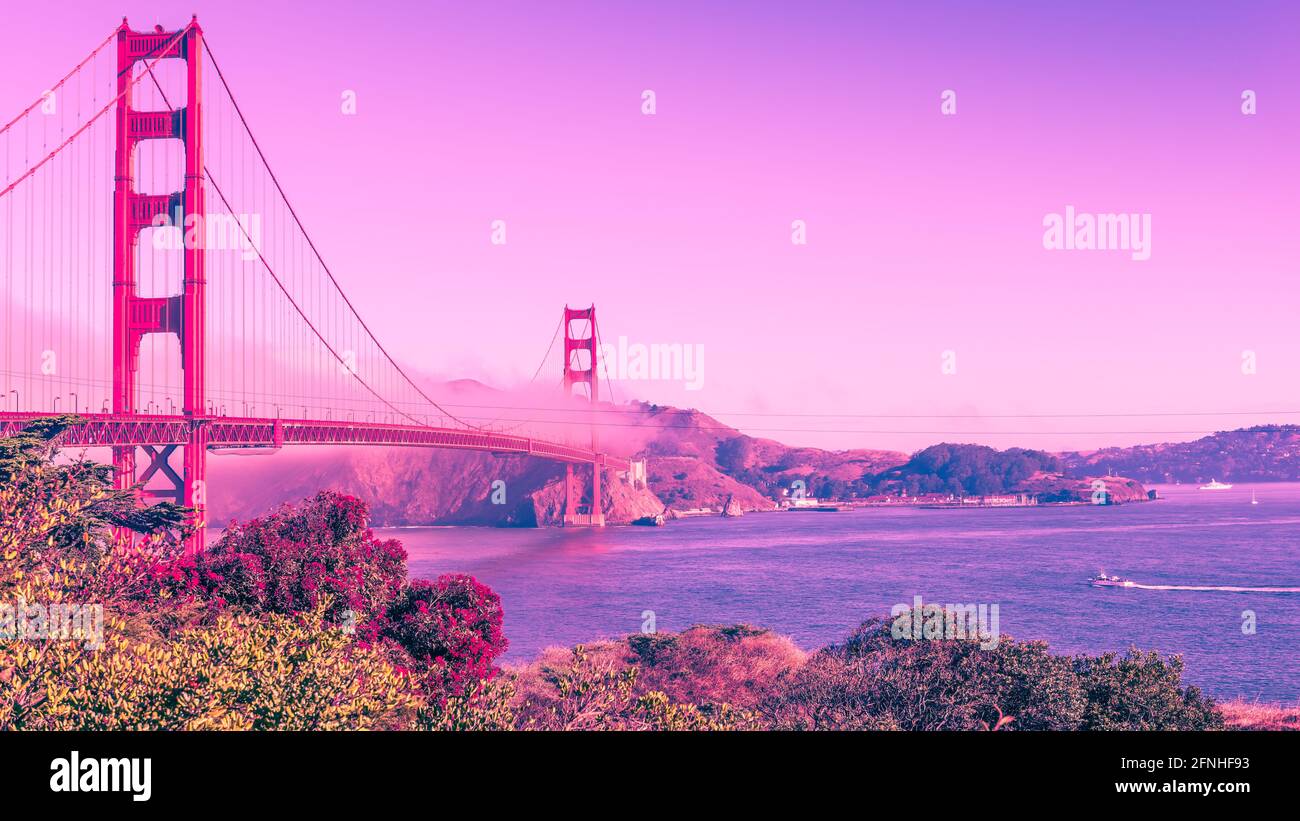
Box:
left=0, top=18, right=637, bottom=548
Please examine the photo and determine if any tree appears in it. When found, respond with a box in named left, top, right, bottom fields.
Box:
left=381, top=574, right=508, bottom=702
left=160, top=490, right=407, bottom=628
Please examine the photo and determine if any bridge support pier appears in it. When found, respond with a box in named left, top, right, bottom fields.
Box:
left=560, top=305, right=606, bottom=527
left=562, top=460, right=605, bottom=527
left=184, top=424, right=208, bottom=550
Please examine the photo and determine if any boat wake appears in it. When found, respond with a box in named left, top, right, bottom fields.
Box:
left=1090, top=570, right=1300, bottom=593
left=1129, top=582, right=1300, bottom=593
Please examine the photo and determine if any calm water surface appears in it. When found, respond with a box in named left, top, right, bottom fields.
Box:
left=394, top=483, right=1300, bottom=701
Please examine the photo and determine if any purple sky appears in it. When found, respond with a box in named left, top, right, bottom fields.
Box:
left=2, top=1, right=1298, bottom=452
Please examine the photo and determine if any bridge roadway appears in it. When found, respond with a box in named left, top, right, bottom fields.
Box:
left=0, top=412, right=630, bottom=471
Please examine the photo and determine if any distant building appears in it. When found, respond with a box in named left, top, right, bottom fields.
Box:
left=973, top=494, right=1037, bottom=507
left=788, top=497, right=825, bottom=509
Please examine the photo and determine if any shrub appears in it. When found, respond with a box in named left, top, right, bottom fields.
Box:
left=417, top=677, right=517, bottom=731
left=160, top=490, right=407, bottom=627
left=0, top=422, right=195, bottom=728
left=1, top=426, right=521, bottom=731
left=1, top=418, right=188, bottom=613
left=1074, top=649, right=1223, bottom=730
left=381, top=574, right=508, bottom=702
left=0, top=416, right=189, bottom=562
left=152, top=488, right=511, bottom=709
left=827, top=616, right=1085, bottom=731
left=4, top=608, right=419, bottom=731
left=765, top=613, right=1222, bottom=731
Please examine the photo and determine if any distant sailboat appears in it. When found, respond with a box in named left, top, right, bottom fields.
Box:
left=1251, top=490, right=1259, bottom=505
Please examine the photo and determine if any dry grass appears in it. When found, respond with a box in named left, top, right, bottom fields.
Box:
left=504, top=625, right=808, bottom=722
left=505, top=639, right=631, bottom=713
left=627, top=624, right=807, bottom=709
left=1218, top=700, right=1300, bottom=731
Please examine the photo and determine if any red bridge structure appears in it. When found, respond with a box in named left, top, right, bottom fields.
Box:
left=0, top=18, right=639, bottom=548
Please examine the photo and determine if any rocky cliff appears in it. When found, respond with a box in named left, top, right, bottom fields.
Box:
left=208, top=445, right=666, bottom=528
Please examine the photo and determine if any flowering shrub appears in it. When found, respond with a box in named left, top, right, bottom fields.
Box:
left=380, top=574, right=508, bottom=701
left=148, top=486, right=510, bottom=707
left=159, top=491, right=407, bottom=628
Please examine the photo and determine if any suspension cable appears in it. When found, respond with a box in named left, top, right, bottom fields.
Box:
left=200, top=38, right=482, bottom=429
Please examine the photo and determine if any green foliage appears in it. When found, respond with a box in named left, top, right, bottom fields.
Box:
left=1, top=421, right=188, bottom=619
left=0, top=416, right=189, bottom=561
left=0, top=425, right=419, bottom=732
left=764, top=614, right=1222, bottom=731
left=1074, top=649, right=1223, bottom=730
left=417, top=677, right=517, bottom=731
left=7, top=608, right=419, bottom=730
left=624, top=624, right=806, bottom=711
left=867, top=443, right=1060, bottom=497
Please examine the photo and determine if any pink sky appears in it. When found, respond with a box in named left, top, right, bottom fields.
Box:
left=2, top=1, right=1298, bottom=452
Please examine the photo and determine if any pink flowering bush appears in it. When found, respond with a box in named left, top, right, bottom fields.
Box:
left=158, top=491, right=407, bottom=628
left=153, top=490, right=508, bottom=705
left=380, top=574, right=508, bottom=701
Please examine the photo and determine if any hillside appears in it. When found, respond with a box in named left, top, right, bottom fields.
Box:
left=1060, top=425, right=1300, bottom=484
left=646, top=456, right=775, bottom=512
left=207, top=396, right=907, bottom=526
left=864, top=443, right=1150, bottom=504
left=625, top=402, right=906, bottom=508
left=867, top=444, right=1061, bottom=496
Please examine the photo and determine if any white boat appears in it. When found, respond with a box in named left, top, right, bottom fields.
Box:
left=1199, top=479, right=1233, bottom=490
left=1089, top=571, right=1135, bottom=588
left=1251, top=490, right=1259, bottom=505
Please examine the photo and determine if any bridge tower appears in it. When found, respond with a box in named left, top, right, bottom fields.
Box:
left=562, top=305, right=604, bottom=526
left=112, top=18, right=208, bottom=549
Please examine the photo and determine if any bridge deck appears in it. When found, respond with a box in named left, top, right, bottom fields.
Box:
left=0, top=412, right=630, bottom=471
